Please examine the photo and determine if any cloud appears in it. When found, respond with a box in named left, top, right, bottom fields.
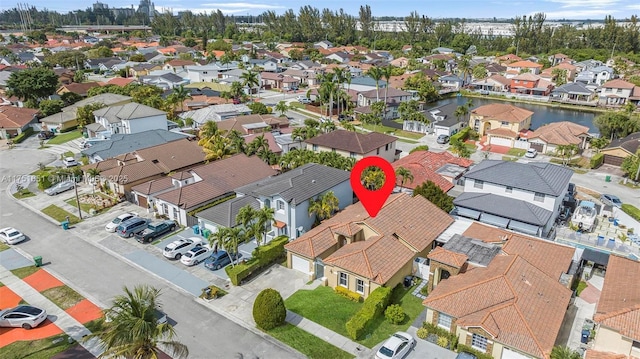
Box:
left=529, top=9, right=619, bottom=18
left=627, top=4, right=640, bottom=9
left=200, top=2, right=286, bottom=10
left=155, top=1, right=286, bottom=14
left=543, top=0, right=620, bottom=9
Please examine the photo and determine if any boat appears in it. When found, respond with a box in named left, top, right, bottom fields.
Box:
left=571, top=200, right=597, bottom=232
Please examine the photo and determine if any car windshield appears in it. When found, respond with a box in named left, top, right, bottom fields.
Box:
left=15, top=306, right=41, bottom=315
left=112, top=218, right=123, bottom=224
left=184, top=252, right=194, bottom=258
left=378, top=346, right=394, bottom=357
left=611, top=197, right=621, bottom=204
left=7, top=230, right=20, bottom=237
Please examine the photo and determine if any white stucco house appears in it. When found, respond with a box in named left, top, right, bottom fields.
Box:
left=87, top=102, right=167, bottom=139
left=185, top=61, right=240, bottom=83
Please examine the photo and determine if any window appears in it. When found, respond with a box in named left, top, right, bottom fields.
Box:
left=339, top=272, right=348, bottom=287
left=617, top=88, right=623, bottom=94
left=534, top=192, right=545, bottom=202
left=385, top=143, right=389, bottom=151
left=173, top=207, right=178, bottom=219
left=162, top=203, right=168, bottom=214
left=376, top=148, right=380, bottom=155
left=471, top=333, right=488, bottom=351
left=349, top=152, right=356, bottom=158
left=437, top=313, right=452, bottom=329
left=356, top=279, right=364, bottom=294
left=505, top=186, right=513, bottom=193
left=501, top=121, right=509, bottom=126
left=474, top=180, right=484, bottom=189
left=277, top=200, right=285, bottom=211
left=312, top=144, right=318, bottom=151
left=264, top=199, right=271, bottom=208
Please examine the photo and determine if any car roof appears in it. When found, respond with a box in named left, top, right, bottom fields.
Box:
left=117, top=213, right=134, bottom=219
left=382, top=335, right=404, bottom=350
left=0, top=227, right=17, bottom=233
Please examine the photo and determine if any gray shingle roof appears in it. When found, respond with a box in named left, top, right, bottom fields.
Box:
left=235, top=163, right=350, bottom=205
left=196, top=195, right=259, bottom=227
left=63, top=94, right=132, bottom=113
left=81, top=129, right=188, bottom=159
left=463, top=160, right=573, bottom=196
left=552, top=82, right=593, bottom=95
left=443, top=234, right=501, bottom=267
left=93, top=102, right=166, bottom=123
left=453, top=192, right=553, bottom=226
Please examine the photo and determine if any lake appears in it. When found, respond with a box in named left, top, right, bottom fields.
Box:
left=436, top=96, right=599, bottom=133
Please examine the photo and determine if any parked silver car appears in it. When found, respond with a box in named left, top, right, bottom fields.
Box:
left=44, top=180, right=76, bottom=196
left=0, top=305, right=47, bottom=329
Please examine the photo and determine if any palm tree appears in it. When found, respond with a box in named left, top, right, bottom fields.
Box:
left=550, top=346, right=581, bottom=359
left=87, top=285, right=188, bottom=359
left=208, top=226, right=228, bottom=254
left=367, top=66, right=383, bottom=102
left=170, top=85, right=192, bottom=113
left=340, top=120, right=356, bottom=131
left=230, top=81, right=244, bottom=100
left=556, top=144, right=579, bottom=166
left=248, top=135, right=270, bottom=155
left=395, top=167, right=414, bottom=191
left=256, top=206, right=275, bottom=246
left=451, top=140, right=472, bottom=158
left=226, top=129, right=246, bottom=155
left=382, top=65, right=394, bottom=105
left=319, top=73, right=338, bottom=118
left=319, top=120, right=336, bottom=134
left=454, top=104, right=469, bottom=124
left=86, top=168, right=101, bottom=194
left=291, top=127, right=307, bottom=142
left=362, top=167, right=386, bottom=190
left=240, top=70, right=260, bottom=100
left=219, top=52, right=232, bottom=69
left=275, top=101, right=288, bottom=116
left=202, top=136, right=233, bottom=161
left=308, top=191, right=340, bottom=224
left=221, top=226, right=243, bottom=267
left=198, top=120, right=219, bottom=145
left=332, top=67, right=345, bottom=115
left=220, top=91, right=231, bottom=103
left=236, top=204, right=258, bottom=229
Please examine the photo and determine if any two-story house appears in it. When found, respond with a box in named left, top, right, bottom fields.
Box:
left=305, top=130, right=398, bottom=163
left=391, top=151, right=473, bottom=193
left=260, top=72, right=300, bottom=90
left=453, top=160, right=574, bottom=237
left=509, top=73, right=553, bottom=96
left=470, top=103, right=533, bottom=148
left=88, top=102, right=167, bottom=139
left=40, top=93, right=133, bottom=132
left=285, top=193, right=454, bottom=296
left=505, top=60, right=543, bottom=77
left=234, top=163, right=353, bottom=240
left=598, top=79, right=636, bottom=106
left=574, top=66, right=614, bottom=88
left=356, top=87, right=413, bottom=119
left=185, top=62, right=240, bottom=83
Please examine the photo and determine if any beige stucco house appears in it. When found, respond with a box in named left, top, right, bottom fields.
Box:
left=305, top=129, right=399, bottom=163
left=470, top=103, right=534, bottom=148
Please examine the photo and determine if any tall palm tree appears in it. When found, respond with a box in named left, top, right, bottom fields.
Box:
left=240, top=70, right=260, bottom=100
left=382, top=65, right=394, bottom=105
left=86, top=168, right=101, bottom=194
left=208, top=226, right=228, bottom=254
left=362, top=167, right=386, bottom=190
left=367, top=66, right=383, bottom=102
left=221, top=226, right=243, bottom=266
left=248, top=134, right=270, bottom=155
left=236, top=204, right=258, bottom=229
left=170, top=85, right=192, bottom=113
left=332, top=67, right=345, bottom=115
left=275, top=101, right=288, bottom=116
left=226, top=129, right=246, bottom=155
left=230, top=81, right=244, bottom=100
left=340, top=120, right=356, bottom=131
left=256, top=206, right=275, bottom=246
left=202, top=136, right=233, bottom=161
left=454, top=104, right=469, bottom=124
left=395, top=167, right=414, bottom=191
left=308, top=191, right=340, bottom=224
left=219, top=52, right=232, bottom=69
left=319, top=120, right=336, bottom=134
left=198, top=120, right=219, bottom=145
left=319, top=73, right=338, bottom=118
left=87, top=285, right=188, bottom=359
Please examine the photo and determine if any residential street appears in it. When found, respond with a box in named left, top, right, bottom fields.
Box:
left=0, top=145, right=302, bottom=358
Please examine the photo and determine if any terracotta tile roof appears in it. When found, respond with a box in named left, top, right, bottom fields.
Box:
left=471, top=103, right=534, bottom=123
left=497, top=54, right=522, bottom=62
left=0, top=107, right=38, bottom=128
left=324, top=235, right=416, bottom=284
left=424, top=254, right=572, bottom=359
left=594, top=255, right=640, bottom=341
left=602, top=79, right=635, bottom=89
left=462, top=222, right=512, bottom=243
left=106, top=77, right=137, bottom=87
left=243, top=132, right=282, bottom=154
left=391, top=151, right=472, bottom=192
left=81, top=158, right=118, bottom=172
left=487, top=74, right=510, bottom=85
left=507, top=60, right=543, bottom=68
left=286, top=193, right=453, bottom=269
left=427, top=247, right=468, bottom=268
left=99, top=160, right=164, bottom=184
left=131, top=176, right=174, bottom=195
left=529, top=121, right=590, bottom=146
left=502, top=233, right=575, bottom=280
left=166, top=59, right=196, bottom=67
left=59, top=82, right=101, bottom=95
left=585, top=350, right=629, bottom=359
left=305, top=130, right=396, bottom=155
left=134, top=138, right=205, bottom=173
left=190, top=153, right=276, bottom=183
left=486, top=128, right=517, bottom=137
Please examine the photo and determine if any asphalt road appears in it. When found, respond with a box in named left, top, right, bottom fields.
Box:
left=0, top=145, right=301, bottom=359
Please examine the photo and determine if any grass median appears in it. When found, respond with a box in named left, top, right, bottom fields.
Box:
left=47, top=131, right=82, bottom=145
left=41, top=205, right=82, bottom=225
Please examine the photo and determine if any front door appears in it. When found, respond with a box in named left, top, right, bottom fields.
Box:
left=315, top=259, right=325, bottom=279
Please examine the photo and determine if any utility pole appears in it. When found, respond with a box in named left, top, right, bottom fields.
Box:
left=71, top=175, right=83, bottom=220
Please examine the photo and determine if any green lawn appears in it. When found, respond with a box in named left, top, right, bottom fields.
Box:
left=41, top=285, right=84, bottom=310
left=267, top=323, right=354, bottom=359
left=30, top=167, right=55, bottom=176
left=41, top=205, right=82, bottom=225
left=13, top=188, right=36, bottom=199
left=285, top=286, right=362, bottom=338
left=10, top=266, right=40, bottom=279
left=501, top=156, right=519, bottom=162
left=47, top=131, right=82, bottom=145
left=285, top=285, right=425, bottom=348
left=507, top=148, right=526, bottom=157
left=359, top=123, right=424, bottom=140
left=0, top=334, right=76, bottom=359
left=0, top=242, right=11, bottom=252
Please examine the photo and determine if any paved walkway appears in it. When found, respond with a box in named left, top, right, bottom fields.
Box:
left=0, top=263, right=103, bottom=357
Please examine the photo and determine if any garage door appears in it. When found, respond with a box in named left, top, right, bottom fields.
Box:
left=291, top=255, right=310, bottom=274
left=138, top=195, right=147, bottom=208
left=489, top=136, right=512, bottom=147
left=529, top=143, right=544, bottom=152
left=603, top=154, right=624, bottom=166
left=502, top=347, right=531, bottom=359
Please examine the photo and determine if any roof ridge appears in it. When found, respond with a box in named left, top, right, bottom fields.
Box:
left=595, top=303, right=640, bottom=322
left=424, top=267, right=511, bottom=304
left=512, top=302, right=547, bottom=358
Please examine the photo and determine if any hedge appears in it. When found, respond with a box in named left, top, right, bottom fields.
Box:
left=457, top=344, right=494, bottom=359
left=12, top=127, right=34, bottom=143
left=335, top=286, right=362, bottom=302
left=621, top=204, right=640, bottom=222
left=60, top=125, right=79, bottom=133
left=590, top=153, right=604, bottom=169
left=450, top=127, right=471, bottom=144
left=422, top=322, right=459, bottom=350
left=345, top=286, right=392, bottom=340
left=225, top=235, right=289, bottom=286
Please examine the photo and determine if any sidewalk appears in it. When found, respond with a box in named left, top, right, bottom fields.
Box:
left=0, top=264, right=103, bottom=357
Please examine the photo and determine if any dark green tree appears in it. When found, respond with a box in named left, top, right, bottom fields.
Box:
left=252, top=289, right=286, bottom=330
left=247, top=102, right=270, bottom=115
left=6, top=67, right=58, bottom=104
left=413, top=181, right=454, bottom=213
left=38, top=99, right=64, bottom=116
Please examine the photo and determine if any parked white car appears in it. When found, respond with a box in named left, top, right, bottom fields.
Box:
left=105, top=212, right=138, bottom=232
left=62, top=157, right=79, bottom=167
left=180, top=245, right=211, bottom=266
left=375, top=331, right=416, bottom=359
left=0, top=227, right=26, bottom=244
left=44, top=180, right=75, bottom=196
left=0, top=305, right=47, bottom=329
left=163, top=237, right=203, bottom=260
left=525, top=148, right=538, bottom=158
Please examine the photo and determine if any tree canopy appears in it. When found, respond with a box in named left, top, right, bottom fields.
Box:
left=6, top=67, right=58, bottom=104
left=413, top=181, right=454, bottom=213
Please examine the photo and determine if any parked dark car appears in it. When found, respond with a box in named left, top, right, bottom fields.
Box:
left=567, top=183, right=576, bottom=198
left=135, top=220, right=177, bottom=243
left=204, top=251, right=242, bottom=271
left=338, top=114, right=353, bottom=121
left=116, top=217, right=149, bottom=238
left=38, top=131, right=54, bottom=139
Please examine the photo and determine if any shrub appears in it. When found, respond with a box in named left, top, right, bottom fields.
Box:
left=335, top=286, right=362, bottom=302
left=621, top=204, right=640, bottom=222
left=420, top=285, right=429, bottom=296
left=225, top=236, right=289, bottom=286
left=410, top=145, right=429, bottom=153
left=60, top=125, right=79, bottom=133
left=345, top=286, right=393, bottom=339
left=590, top=153, right=604, bottom=169
left=457, top=344, right=494, bottom=359
left=423, top=322, right=459, bottom=349
left=12, top=127, right=34, bottom=144
left=437, top=336, right=449, bottom=348
left=450, top=127, right=471, bottom=144
left=37, top=171, right=53, bottom=190
left=253, top=288, right=286, bottom=330
left=384, top=304, right=405, bottom=324
left=416, top=327, right=429, bottom=339
left=345, top=312, right=369, bottom=340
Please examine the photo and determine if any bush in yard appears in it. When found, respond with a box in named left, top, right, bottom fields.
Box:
left=345, top=286, right=393, bottom=339
left=437, top=336, right=449, bottom=348
left=253, top=288, right=286, bottom=330
left=590, top=153, right=604, bottom=169
left=384, top=304, right=405, bottom=324
left=335, top=286, right=362, bottom=302
left=621, top=204, right=640, bottom=222
left=416, top=327, right=429, bottom=339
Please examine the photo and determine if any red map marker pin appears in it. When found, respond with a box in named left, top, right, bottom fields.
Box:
left=350, top=156, right=395, bottom=218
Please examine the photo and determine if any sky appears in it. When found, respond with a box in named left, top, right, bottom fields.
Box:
left=4, top=0, right=640, bottom=20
